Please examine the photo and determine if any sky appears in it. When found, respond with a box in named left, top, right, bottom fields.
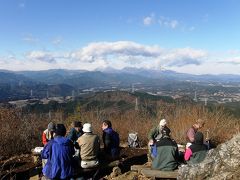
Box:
left=0, top=0, right=240, bottom=74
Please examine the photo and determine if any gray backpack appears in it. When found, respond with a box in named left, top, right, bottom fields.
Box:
left=128, top=132, right=140, bottom=148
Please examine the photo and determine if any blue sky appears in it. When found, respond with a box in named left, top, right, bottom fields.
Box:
left=0, top=0, right=240, bottom=74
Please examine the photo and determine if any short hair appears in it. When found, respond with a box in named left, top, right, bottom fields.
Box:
left=55, top=124, right=66, bottom=136
left=103, top=120, right=112, bottom=128
left=73, top=121, right=82, bottom=128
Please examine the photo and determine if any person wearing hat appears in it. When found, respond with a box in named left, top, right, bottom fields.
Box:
left=77, top=123, right=100, bottom=168
left=41, top=124, right=75, bottom=179
left=184, top=131, right=208, bottom=164
left=148, top=119, right=171, bottom=161
left=186, top=119, right=205, bottom=148
left=152, top=127, right=179, bottom=171
left=148, top=119, right=170, bottom=144
left=42, top=122, right=56, bottom=146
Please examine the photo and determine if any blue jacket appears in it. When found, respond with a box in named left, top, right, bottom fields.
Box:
left=103, top=128, right=120, bottom=157
left=41, top=136, right=75, bottom=179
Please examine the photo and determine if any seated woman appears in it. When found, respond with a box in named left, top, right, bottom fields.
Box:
left=184, top=131, right=208, bottom=164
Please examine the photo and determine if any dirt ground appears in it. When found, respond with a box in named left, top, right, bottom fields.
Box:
left=0, top=147, right=148, bottom=179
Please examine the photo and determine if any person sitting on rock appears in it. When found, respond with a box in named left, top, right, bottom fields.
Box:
left=186, top=119, right=205, bottom=148
left=102, top=120, right=120, bottom=160
left=148, top=119, right=171, bottom=160
left=152, top=127, right=179, bottom=171
left=68, top=121, right=83, bottom=151
left=41, top=124, right=75, bottom=179
left=42, top=122, right=56, bottom=146
left=184, top=131, right=208, bottom=164
left=77, top=123, right=100, bottom=168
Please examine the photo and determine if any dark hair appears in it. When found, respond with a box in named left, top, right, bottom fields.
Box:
left=55, top=124, right=66, bottom=136
left=103, top=120, right=112, bottom=128
left=73, top=121, right=82, bottom=128
left=161, top=126, right=171, bottom=137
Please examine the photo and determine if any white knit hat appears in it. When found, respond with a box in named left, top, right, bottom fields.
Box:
left=159, top=119, right=167, bottom=127
left=82, top=123, right=92, bottom=133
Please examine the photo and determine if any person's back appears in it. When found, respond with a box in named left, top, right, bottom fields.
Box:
left=185, top=132, right=208, bottom=164
left=78, top=132, right=100, bottom=161
left=77, top=123, right=100, bottom=168
left=42, top=124, right=75, bottom=179
left=152, top=128, right=179, bottom=171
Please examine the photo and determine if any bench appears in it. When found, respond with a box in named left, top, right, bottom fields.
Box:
left=131, top=165, right=178, bottom=179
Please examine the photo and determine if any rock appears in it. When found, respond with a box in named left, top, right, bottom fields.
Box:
left=178, top=134, right=240, bottom=180
left=110, top=166, right=122, bottom=178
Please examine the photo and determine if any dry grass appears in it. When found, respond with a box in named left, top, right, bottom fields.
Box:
left=0, top=102, right=239, bottom=158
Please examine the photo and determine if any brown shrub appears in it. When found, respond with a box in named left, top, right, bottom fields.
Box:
left=0, top=108, right=62, bottom=158
left=1, top=102, right=239, bottom=158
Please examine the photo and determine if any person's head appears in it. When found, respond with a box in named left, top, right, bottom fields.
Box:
left=47, top=122, right=56, bottom=132
left=161, top=126, right=171, bottom=138
left=194, top=119, right=205, bottom=129
left=159, top=119, right=167, bottom=128
left=194, top=131, right=204, bottom=145
left=82, top=123, right=92, bottom=133
left=102, top=120, right=112, bottom=131
left=55, top=124, right=66, bottom=137
left=73, top=121, right=82, bottom=132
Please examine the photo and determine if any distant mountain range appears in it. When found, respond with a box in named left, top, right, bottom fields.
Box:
left=0, top=68, right=239, bottom=101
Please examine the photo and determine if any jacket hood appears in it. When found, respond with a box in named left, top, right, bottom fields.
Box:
left=194, top=132, right=204, bottom=145
left=54, top=136, right=72, bottom=146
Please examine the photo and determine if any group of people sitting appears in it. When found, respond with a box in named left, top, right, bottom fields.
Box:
left=148, top=118, right=209, bottom=171
left=40, top=118, right=209, bottom=179
left=41, top=120, right=120, bottom=179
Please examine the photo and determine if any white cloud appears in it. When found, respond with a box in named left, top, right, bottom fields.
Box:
left=1, top=41, right=240, bottom=74
left=158, top=16, right=179, bottom=29
left=143, top=13, right=155, bottom=26
left=143, top=16, right=154, bottom=26
left=25, top=51, right=56, bottom=63
left=22, top=34, right=39, bottom=43
left=170, top=20, right=179, bottom=29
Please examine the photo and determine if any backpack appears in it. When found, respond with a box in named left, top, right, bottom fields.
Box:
left=128, top=133, right=140, bottom=148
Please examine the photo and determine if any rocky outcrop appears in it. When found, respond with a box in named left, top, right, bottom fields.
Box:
left=178, top=134, right=240, bottom=180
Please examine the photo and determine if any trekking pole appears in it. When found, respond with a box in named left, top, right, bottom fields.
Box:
left=206, top=129, right=210, bottom=149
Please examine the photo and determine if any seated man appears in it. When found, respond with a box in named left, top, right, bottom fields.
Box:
left=102, top=120, right=120, bottom=159
left=184, top=131, right=208, bottom=164
left=41, top=124, right=75, bottom=179
left=152, top=127, right=179, bottom=171
left=77, top=123, right=100, bottom=168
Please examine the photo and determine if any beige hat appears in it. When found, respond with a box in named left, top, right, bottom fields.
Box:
left=196, top=119, right=205, bottom=126
left=159, top=119, right=167, bottom=127
left=82, top=123, right=92, bottom=133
